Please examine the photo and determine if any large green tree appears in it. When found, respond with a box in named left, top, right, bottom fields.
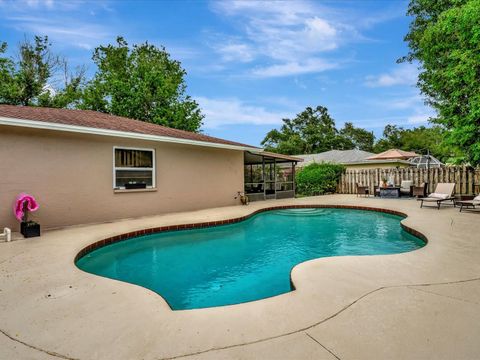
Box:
left=80, top=37, right=203, bottom=132
left=373, top=125, right=404, bottom=153
left=261, top=106, right=370, bottom=155
left=339, top=122, right=375, bottom=152
left=373, top=124, right=453, bottom=161
left=0, top=36, right=84, bottom=107
left=402, top=0, right=480, bottom=164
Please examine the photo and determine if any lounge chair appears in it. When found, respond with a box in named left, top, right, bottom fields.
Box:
left=456, top=195, right=480, bottom=212
left=418, top=183, right=456, bottom=209
left=356, top=183, right=369, bottom=197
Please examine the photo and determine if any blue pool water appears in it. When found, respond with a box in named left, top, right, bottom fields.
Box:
left=76, top=208, right=425, bottom=310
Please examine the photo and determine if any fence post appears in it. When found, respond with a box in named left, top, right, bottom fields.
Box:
left=347, top=170, right=352, bottom=194
left=461, top=165, right=467, bottom=195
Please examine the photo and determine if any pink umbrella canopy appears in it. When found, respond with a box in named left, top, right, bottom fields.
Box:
left=13, top=193, right=39, bottom=221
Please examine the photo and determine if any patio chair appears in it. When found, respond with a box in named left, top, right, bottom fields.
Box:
left=418, top=183, right=456, bottom=209
left=356, top=183, right=369, bottom=197
left=399, top=180, right=413, bottom=197
left=456, top=195, right=480, bottom=212
left=372, top=184, right=380, bottom=197
left=412, top=183, right=428, bottom=198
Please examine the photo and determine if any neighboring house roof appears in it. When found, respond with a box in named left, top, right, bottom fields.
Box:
left=0, top=105, right=259, bottom=151
left=367, top=148, right=418, bottom=160
left=296, top=149, right=375, bottom=166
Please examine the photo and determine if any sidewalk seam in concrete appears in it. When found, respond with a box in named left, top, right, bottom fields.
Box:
left=0, top=329, right=78, bottom=360
left=161, top=276, right=480, bottom=360
left=305, top=332, right=341, bottom=360
left=408, top=285, right=480, bottom=306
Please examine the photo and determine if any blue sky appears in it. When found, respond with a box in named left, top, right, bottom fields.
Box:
left=0, top=0, right=435, bottom=146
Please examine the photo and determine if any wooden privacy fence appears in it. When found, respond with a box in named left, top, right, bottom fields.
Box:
left=338, top=166, right=480, bottom=195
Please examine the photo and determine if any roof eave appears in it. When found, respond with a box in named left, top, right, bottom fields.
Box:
left=343, top=159, right=411, bottom=165
left=0, top=116, right=259, bottom=152
left=249, top=150, right=303, bottom=162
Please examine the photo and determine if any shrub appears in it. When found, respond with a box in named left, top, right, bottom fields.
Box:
left=296, top=162, right=345, bottom=196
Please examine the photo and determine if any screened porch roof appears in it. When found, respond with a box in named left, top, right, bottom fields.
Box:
left=245, top=151, right=303, bottom=165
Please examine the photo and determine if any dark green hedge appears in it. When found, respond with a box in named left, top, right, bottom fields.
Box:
left=296, top=162, right=345, bottom=196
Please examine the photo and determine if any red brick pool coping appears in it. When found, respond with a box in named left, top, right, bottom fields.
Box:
left=75, top=204, right=428, bottom=262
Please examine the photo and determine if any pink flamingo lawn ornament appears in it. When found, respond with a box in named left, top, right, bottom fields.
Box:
left=14, top=193, right=41, bottom=238
left=13, top=193, right=39, bottom=222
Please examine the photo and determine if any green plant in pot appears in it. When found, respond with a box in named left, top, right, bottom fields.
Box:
left=381, top=177, right=388, bottom=187
left=14, top=193, right=40, bottom=238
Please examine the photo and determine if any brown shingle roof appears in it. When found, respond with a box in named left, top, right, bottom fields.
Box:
left=367, top=148, right=418, bottom=160
left=0, top=105, right=258, bottom=149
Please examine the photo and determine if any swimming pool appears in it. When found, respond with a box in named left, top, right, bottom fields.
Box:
left=76, top=208, right=425, bottom=310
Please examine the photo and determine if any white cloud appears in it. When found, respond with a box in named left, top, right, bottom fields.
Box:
left=208, top=0, right=354, bottom=77
left=251, top=58, right=337, bottom=78
left=406, top=105, right=436, bottom=125
left=364, top=90, right=436, bottom=128
left=25, top=0, right=55, bottom=8
left=195, top=96, right=291, bottom=128
left=365, top=63, right=419, bottom=87
left=6, top=15, right=112, bottom=50
left=294, top=77, right=307, bottom=89
left=159, top=44, right=200, bottom=61
left=387, top=95, right=424, bottom=110
left=4, top=0, right=87, bottom=11
left=2, top=1, right=114, bottom=50
left=215, top=41, right=255, bottom=63
left=211, top=0, right=315, bottom=24
left=406, top=113, right=432, bottom=125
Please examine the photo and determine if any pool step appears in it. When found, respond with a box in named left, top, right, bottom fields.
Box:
left=272, top=208, right=332, bottom=216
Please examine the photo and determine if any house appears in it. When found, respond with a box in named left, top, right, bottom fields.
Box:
left=369, top=149, right=443, bottom=169
left=0, top=105, right=300, bottom=229
left=366, top=149, right=418, bottom=160
left=296, top=149, right=412, bottom=170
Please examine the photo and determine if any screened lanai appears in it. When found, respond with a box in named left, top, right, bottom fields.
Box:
left=244, top=151, right=302, bottom=201
left=409, top=154, right=444, bottom=168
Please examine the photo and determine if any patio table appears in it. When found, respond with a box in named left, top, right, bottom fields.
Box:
left=379, top=186, right=400, bottom=198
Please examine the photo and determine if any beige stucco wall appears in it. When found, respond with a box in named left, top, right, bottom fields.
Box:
left=0, top=125, right=244, bottom=230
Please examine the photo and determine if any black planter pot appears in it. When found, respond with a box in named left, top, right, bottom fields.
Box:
left=21, top=222, right=41, bottom=238
left=125, top=183, right=147, bottom=189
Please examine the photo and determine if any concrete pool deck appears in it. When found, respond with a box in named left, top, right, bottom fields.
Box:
left=1, top=194, right=480, bottom=359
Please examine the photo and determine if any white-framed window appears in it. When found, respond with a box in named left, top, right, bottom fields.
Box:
left=113, top=146, right=155, bottom=189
